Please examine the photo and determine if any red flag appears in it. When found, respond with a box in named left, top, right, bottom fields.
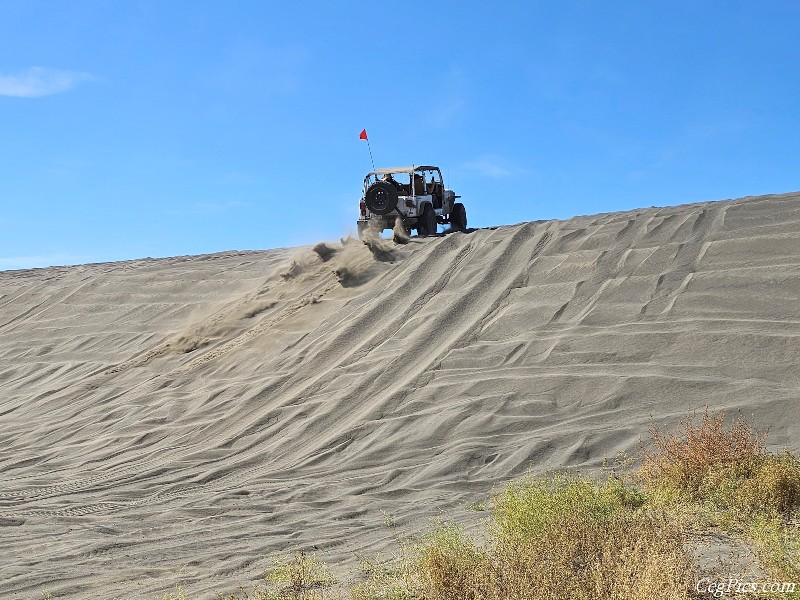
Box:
left=359, top=128, right=368, bottom=140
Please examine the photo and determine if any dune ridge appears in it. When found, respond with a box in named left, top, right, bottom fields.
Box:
left=1, top=192, right=800, bottom=598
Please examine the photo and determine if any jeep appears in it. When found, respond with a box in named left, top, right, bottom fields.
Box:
left=357, top=165, right=467, bottom=238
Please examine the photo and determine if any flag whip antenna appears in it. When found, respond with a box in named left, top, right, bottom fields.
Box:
left=367, top=139, right=375, bottom=171
left=359, top=129, right=375, bottom=170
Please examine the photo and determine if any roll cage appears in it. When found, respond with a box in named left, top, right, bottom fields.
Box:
left=362, top=166, right=444, bottom=205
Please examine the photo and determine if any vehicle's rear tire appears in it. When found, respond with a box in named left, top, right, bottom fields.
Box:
left=365, top=181, right=398, bottom=216
left=417, top=204, right=437, bottom=236
left=451, top=202, right=467, bottom=231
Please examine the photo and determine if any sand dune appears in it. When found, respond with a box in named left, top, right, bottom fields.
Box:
left=1, top=192, right=800, bottom=598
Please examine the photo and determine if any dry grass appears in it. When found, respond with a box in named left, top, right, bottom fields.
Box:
left=351, top=476, right=695, bottom=600
left=215, top=551, right=340, bottom=600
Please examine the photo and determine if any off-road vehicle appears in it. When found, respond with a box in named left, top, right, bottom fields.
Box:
left=357, top=165, right=466, bottom=238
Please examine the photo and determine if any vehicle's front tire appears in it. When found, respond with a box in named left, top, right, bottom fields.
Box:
left=417, top=204, right=437, bottom=236
left=451, top=202, right=467, bottom=231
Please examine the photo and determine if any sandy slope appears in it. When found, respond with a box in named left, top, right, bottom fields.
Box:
left=1, top=192, right=800, bottom=598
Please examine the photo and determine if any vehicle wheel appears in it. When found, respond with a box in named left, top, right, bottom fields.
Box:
left=451, top=202, right=467, bottom=231
left=418, top=204, right=437, bottom=236
left=365, top=181, right=398, bottom=216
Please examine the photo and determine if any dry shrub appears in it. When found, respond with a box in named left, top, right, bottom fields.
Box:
left=411, top=522, right=489, bottom=599
left=264, top=551, right=336, bottom=599
left=490, top=475, right=645, bottom=540
left=492, top=510, right=692, bottom=600
left=217, top=552, right=338, bottom=600
left=399, top=475, right=694, bottom=600
left=739, top=451, right=800, bottom=514
left=638, top=410, right=800, bottom=587
left=639, top=410, right=800, bottom=516
left=639, top=409, right=766, bottom=497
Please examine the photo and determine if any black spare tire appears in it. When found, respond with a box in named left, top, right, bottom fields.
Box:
left=365, top=181, right=399, bottom=216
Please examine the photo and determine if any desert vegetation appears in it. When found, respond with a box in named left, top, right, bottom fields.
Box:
left=638, top=410, right=800, bottom=593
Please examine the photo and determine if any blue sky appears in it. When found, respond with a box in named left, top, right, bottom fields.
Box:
left=2, top=1, right=799, bottom=270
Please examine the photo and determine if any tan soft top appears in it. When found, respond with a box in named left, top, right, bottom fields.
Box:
left=368, top=165, right=439, bottom=175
